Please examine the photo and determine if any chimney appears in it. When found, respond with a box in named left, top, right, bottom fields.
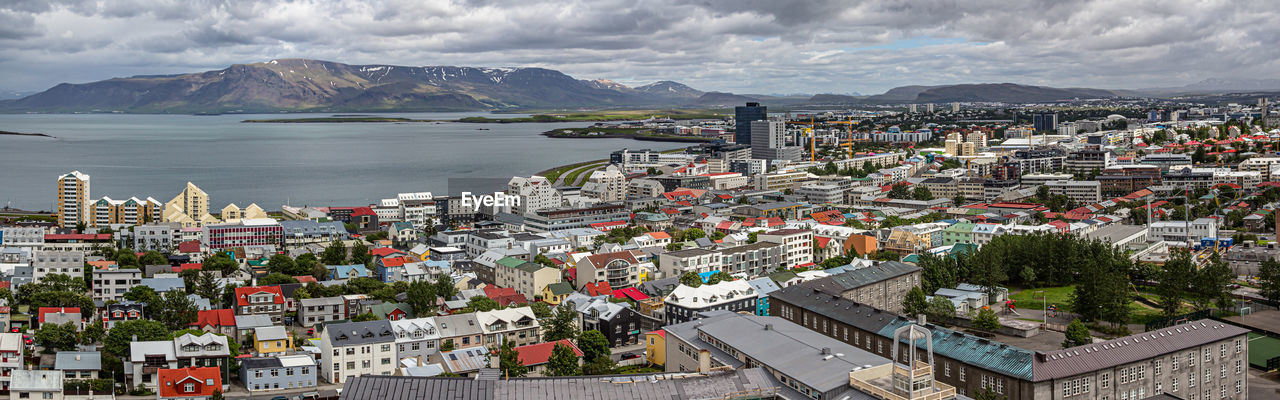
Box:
left=821, top=347, right=831, bottom=355
left=764, top=324, right=773, bottom=331
left=917, top=314, right=927, bottom=326
left=698, top=349, right=711, bottom=373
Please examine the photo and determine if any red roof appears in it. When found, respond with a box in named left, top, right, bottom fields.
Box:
left=589, top=221, right=628, bottom=231
left=172, top=263, right=202, bottom=273
left=38, top=307, right=80, bottom=324
left=235, top=286, right=284, bottom=307
left=350, top=207, right=377, bottom=217
left=294, top=276, right=318, bottom=283
left=814, top=236, right=833, bottom=249
left=157, top=367, right=222, bottom=398
left=177, top=240, right=201, bottom=253
left=368, top=247, right=405, bottom=257
left=380, top=256, right=414, bottom=267
left=514, top=339, right=582, bottom=366
left=612, top=287, right=650, bottom=301
left=647, top=330, right=665, bottom=338
left=191, top=309, right=236, bottom=328
left=584, top=281, right=613, bottom=297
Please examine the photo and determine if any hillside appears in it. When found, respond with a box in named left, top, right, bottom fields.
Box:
left=0, top=59, right=710, bottom=113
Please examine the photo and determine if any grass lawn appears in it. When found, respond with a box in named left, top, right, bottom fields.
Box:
left=1009, top=286, right=1169, bottom=325
left=562, top=162, right=606, bottom=186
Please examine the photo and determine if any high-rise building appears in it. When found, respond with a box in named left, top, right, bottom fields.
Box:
left=951, top=102, right=960, bottom=112
left=55, top=171, right=90, bottom=228
left=908, top=104, right=917, bottom=113
left=925, top=103, right=935, bottom=113
left=1032, top=112, right=1058, bottom=132
left=733, top=102, right=766, bottom=145
left=749, top=119, right=800, bottom=161
left=163, top=182, right=220, bottom=227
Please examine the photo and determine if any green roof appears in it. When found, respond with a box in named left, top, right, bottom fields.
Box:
left=768, top=270, right=798, bottom=284
left=545, top=282, right=574, bottom=296
left=368, top=302, right=414, bottom=319
left=495, top=257, right=525, bottom=269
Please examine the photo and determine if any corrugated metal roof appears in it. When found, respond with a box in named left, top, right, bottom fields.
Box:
left=1031, top=320, right=1249, bottom=381
left=878, top=317, right=1035, bottom=381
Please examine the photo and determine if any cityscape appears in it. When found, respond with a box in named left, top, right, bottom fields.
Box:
left=4, top=2, right=1280, bottom=400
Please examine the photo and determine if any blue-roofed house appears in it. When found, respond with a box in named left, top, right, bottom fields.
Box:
left=327, top=264, right=369, bottom=280
left=140, top=277, right=185, bottom=294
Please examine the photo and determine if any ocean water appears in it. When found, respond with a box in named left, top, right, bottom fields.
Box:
left=0, top=112, right=682, bottom=211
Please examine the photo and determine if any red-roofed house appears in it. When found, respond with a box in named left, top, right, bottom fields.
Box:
left=293, top=275, right=318, bottom=283
left=176, top=240, right=201, bottom=254
left=589, top=220, right=628, bottom=231
left=157, top=366, right=223, bottom=398
left=575, top=251, right=640, bottom=289
left=234, top=286, right=285, bottom=323
left=171, top=263, right=203, bottom=273
left=583, top=281, right=613, bottom=297
left=191, top=309, right=237, bottom=337
left=612, top=287, right=649, bottom=302
left=368, top=247, right=405, bottom=257
left=37, top=307, right=82, bottom=329
left=483, top=286, right=529, bottom=307
left=513, top=339, right=583, bottom=376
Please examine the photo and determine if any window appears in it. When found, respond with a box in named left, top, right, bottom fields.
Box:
left=1235, top=381, right=1242, bottom=394
left=945, top=363, right=951, bottom=377
left=1101, top=373, right=1110, bottom=388
left=1174, top=355, right=1180, bottom=370
left=271, top=369, right=279, bottom=377
left=1220, top=365, right=1225, bottom=378
left=1203, top=348, right=1211, bottom=362
left=184, top=383, right=195, bottom=392
left=1172, top=377, right=1179, bottom=392
left=960, top=367, right=966, bottom=382
left=1235, top=339, right=1242, bottom=354
left=1235, top=360, right=1242, bottom=374
left=997, top=379, right=1004, bottom=394
left=1220, top=344, right=1226, bottom=358
left=1188, top=351, right=1196, bottom=367
left=1155, top=360, right=1162, bottom=375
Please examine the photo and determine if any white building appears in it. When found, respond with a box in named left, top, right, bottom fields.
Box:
left=506, top=176, right=562, bottom=215
left=757, top=229, right=814, bottom=268
left=581, top=166, right=627, bottom=202
left=1150, top=218, right=1219, bottom=243
left=657, top=248, right=723, bottom=279
left=389, top=317, right=441, bottom=362
left=319, top=320, right=397, bottom=384
left=31, top=250, right=83, bottom=283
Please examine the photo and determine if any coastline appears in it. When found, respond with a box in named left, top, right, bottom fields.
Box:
left=0, top=130, right=54, bottom=138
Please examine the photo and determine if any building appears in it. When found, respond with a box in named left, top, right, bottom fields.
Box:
left=240, top=354, right=317, bottom=393
left=133, top=223, right=181, bottom=252
left=30, top=250, right=83, bottom=284
left=566, top=293, right=646, bottom=347
left=657, top=248, right=722, bottom=279
left=299, top=297, right=347, bottom=328
left=509, top=339, right=583, bottom=377
left=719, top=241, right=786, bottom=276
left=55, top=171, right=91, bottom=228
left=102, top=302, right=145, bottom=329
left=1, top=227, right=44, bottom=247
left=254, top=326, right=292, bottom=356
left=203, top=218, right=283, bottom=250
left=279, top=220, right=347, bottom=248
left=319, top=320, right=397, bottom=384
left=734, top=102, right=767, bottom=145
left=582, top=165, right=627, bottom=202
left=493, top=257, right=561, bottom=300
left=156, top=366, right=222, bottom=400
left=54, top=351, right=101, bottom=380
left=435, top=313, right=483, bottom=351
left=9, top=370, right=62, bottom=400
left=1033, top=112, right=1058, bottom=132
left=758, top=229, right=814, bottom=268
left=92, top=267, right=143, bottom=303
left=663, top=280, right=757, bottom=325
left=337, top=368, right=782, bottom=400
left=90, top=196, right=161, bottom=227
left=524, top=203, right=630, bottom=233
left=476, top=307, right=540, bottom=348
left=770, top=285, right=1250, bottom=400
left=1150, top=218, right=1219, bottom=244
left=506, top=176, right=562, bottom=215
left=234, top=286, right=286, bottom=324
left=575, top=250, right=643, bottom=289
left=1064, top=150, right=1112, bottom=176
left=389, top=317, right=440, bottom=361
left=797, top=261, right=921, bottom=313
left=163, top=182, right=220, bottom=227
left=751, top=119, right=801, bottom=161
left=1046, top=180, right=1103, bottom=204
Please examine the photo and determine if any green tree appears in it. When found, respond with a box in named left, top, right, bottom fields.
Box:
left=467, top=296, right=501, bottom=312
left=902, top=287, right=929, bottom=317
left=1192, top=255, right=1234, bottom=311
left=887, top=183, right=911, bottom=199
left=123, top=286, right=163, bottom=311
left=158, top=289, right=200, bottom=331
left=351, top=313, right=380, bottom=322
left=547, top=342, right=582, bottom=376
left=497, top=339, right=528, bottom=378
left=194, top=271, right=220, bottom=303
left=952, top=194, right=966, bottom=206
left=139, top=251, right=167, bottom=266
left=543, top=304, right=581, bottom=342
left=679, top=271, right=703, bottom=288
left=577, top=330, right=611, bottom=363
left=258, top=273, right=298, bottom=286
left=1062, top=319, right=1091, bottom=348
left=344, top=277, right=386, bottom=295
left=115, top=249, right=139, bottom=268
left=582, top=355, right=616, bottom=376
left=80, top=321, right=105, bottom=345
left=322, top=240, right=347, bottom=265
left=972, top=308, right=1000, bottom=333
left=1156, top=252, right=1195, bottom=316
left=705, top=271, right=733, bottom=285
left=203, top=253, right=238, bottom=275
left=530, top=302, right=552, bottom=319
left=434, top=274, right=458, bottom=299
left=1259, top=258, right=1280, bottom=302
left=440, top=340, right=455, bottom=352
left=294, top=253, right=320, bottom=277
left=104, top=320, right=168, bottom=357
left=405, top=280, right=438, bottom=317
left=972, top=387, right=1005, bottom=400
left=925, top=296, right=957, bottom=325
left=350, top=242, right=371, bottom=266
left=35, top=322, right=78, bottom=353
left=267, top=254, right=297, bottom=276
left=912, top=186, right=934, bottom=201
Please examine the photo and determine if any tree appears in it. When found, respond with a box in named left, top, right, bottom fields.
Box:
left=267, top=254, right=297, bottom=276
left=434, top=274, right=458, bottom=299
left=104, top=320, right=168, bottom=357
left=1260, top=258, right=1280, bottom=302
left=1156, top=252, right=1195, bottom=316
left=530, top=302, right=552, bottom=319
left=351, top=312, right=380, bottom=322
left=139, top=251, right=167, bottom=266
left=258, top=273, right=298, bottom=286
left=925, top=296, right=957, bottom=325
left=203, top=253, right=238, bottom=275
left=887, top=183, right=911, bottom=199
left=902, top=287, right=929, bottom=317
left=543, top=304, right=581, bottom=342
left=350, top=242, right=371, bottom=266
left=912, top=186, right=934, bottom=201
left=497, top=338, right=528, bottom=378
left=123, top=286, right=163, bottom=311
left=322, top=240, right=347, bottom=265
left=345, top=277, right=386, bottom=295
left=972, top=308, right=1000, bottom=333
left=705, top=271, right=733, bottom=285
left=1062, top=319, right=1091, bottom=348
left=467, top=296, right=501, bottom=312
left=115, top=249, right=139, bottom=268
left=405, top=281, right=438, bottom=317
left=582, top=354, right=616, bottom=376
left=294, top=253, right=319, bottom=277
left=577, top=330, right=611, bottom=363
left=547, top=342, right=582, bottom=376
left=80, top=321, right=105, bottom=345
left=194, top=271, right=220, bottom=303
left=952, top=194, right=967, bottom=206
left=972, top=387, right=1005, bottom=400
left=35, top=322, right=78, bottom=353
left=679, top=271, right=703, bottom=288
left=440, top=340, right=455, bottom=352
left=210, top=390, right=225, bottom=400
left=158, top=289, right=200, bottom=331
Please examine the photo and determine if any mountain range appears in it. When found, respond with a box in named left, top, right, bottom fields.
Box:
left=3, top=59, right=1273, bottom=113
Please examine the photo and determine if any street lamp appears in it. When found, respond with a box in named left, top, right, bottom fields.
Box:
left=1035, top=290, right=1047, bottom=325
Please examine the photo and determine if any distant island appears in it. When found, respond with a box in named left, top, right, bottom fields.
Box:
left=242, top=109, right=726, bottom=124
left=0, top=130, right=53, bottom=138
left=541, top=127, right=715, bottom=142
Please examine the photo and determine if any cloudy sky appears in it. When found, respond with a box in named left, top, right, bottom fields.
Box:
left=1, top=0, right=1276, bottom=95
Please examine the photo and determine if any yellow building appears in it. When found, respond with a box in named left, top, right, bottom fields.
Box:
left=55, top=171, right=91, bottom=228
left=253, top=326, right=292, bottom=356
left=90, top=196, right=162, bottom=227
left=540, top=282, right=573, bottom=305
left=644, top=330, right=665, bottom=367
left=163, top=182, right=221, bottom=227
left=220, top=203, right=268, bottom=223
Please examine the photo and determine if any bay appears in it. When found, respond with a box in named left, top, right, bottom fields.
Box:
left=0, top=112, right=683, bottom=211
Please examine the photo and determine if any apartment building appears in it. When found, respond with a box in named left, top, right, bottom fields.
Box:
left=493, top=257, right=561, bottom=300
left=718, top=241, right=786, bottom=276
left=663, top=280, right=757, bottom=325
left=203, top=218, right=283, bottom=250
left=91, top=267, right=143, bottom=303
left=163, top=182, right=220, bottom=227
left=1, top=227, right=44, bottom=247
left=753, top=170, right=810, bottom=192
left=1047, top=180, right=1103, bottom=204
left=133, top=223, right=182, bottom=252
left=582, top=165, right=627, bottom=202
left=477, top=307, right=540, bottom=348
left=90, top=196, right=161, bottom=227
left=657, top=248, right=722, bottom=279
left=1064, top=149, right=1112, bottom=176
left=507, top=176, right=562, bottom=215
left=389, top=317, right=440, bottom=361
left=796, top=261, right=921, bottom=313
left=235, top=286, right=286, bottom=324
left=575, top=250, right=643, bottom=289
left=1238, top=157, right=1280, bottom=181
left=55, top=171, right=90, bottom=228
left=319, top=320, right=397, bottom=384
left=758, top=229, right=814, bottom=268
left=1150, top=218, right=1219, bottom=243
left=31, top=250, right=83, bottom=283
left=524, top=203, right=631, bottom=233
left=435, top=313, right=483, bottom=350
left=0, top=333, right=23, bottom=392
left=299, top=297, right=347, bottom=328
left=279, top=220, right=347, bottom=248
left=240, top=355, right=318, bottom=393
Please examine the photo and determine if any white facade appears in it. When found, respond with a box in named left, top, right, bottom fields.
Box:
left=507, top=176, right=562, bottom=215
left=581, top=166, right=627, bottom=202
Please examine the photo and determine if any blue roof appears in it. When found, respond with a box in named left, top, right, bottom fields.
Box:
left=878, top=317, right=1034, bottom=380
left=140, top=277, right=185, bottom=293
left=328, top=264, right=370, bottom=279
left=698, top=271, right=717, bottom=282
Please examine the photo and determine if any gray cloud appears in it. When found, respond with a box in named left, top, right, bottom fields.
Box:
left=0, top=0, right=1276, bottom=94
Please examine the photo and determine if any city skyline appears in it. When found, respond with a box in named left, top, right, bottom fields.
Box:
left=3, top=0, right=1280, bottom=95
